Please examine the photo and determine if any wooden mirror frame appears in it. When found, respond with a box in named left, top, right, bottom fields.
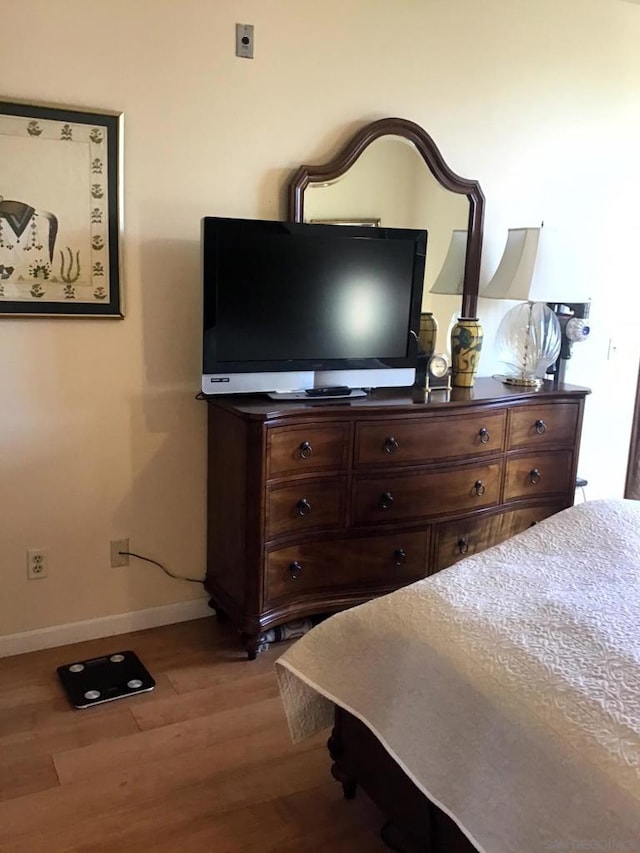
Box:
left=287, top=117, right=485, bottom=319
left=625, top=363, right=640, bottom=499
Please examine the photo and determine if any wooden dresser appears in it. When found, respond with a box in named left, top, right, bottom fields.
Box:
left=205, top=378, right=589, bottom=658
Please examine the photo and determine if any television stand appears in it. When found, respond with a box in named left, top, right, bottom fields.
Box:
left=267, top=387, right=368, bottom=401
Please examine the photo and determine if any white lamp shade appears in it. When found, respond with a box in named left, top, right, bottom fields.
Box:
left=482, top=226, right=592, bottom=303
left=481, top=228, right=540, bottom=300
left=430, top=229, right=467, bottom=295
left=529, top=228, right=592, bottom=303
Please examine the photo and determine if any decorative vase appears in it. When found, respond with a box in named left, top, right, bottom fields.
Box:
left=414, top=312, right=438, bottom=388
left=418, top=312, right=438, bottom=356
left=450, top=317, right=483, bottom=388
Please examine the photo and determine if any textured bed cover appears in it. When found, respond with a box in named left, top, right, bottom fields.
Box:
left=276, top=500, right=640, bottom=853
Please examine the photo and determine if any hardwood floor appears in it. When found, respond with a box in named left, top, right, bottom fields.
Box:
left=0, top=617, right=385, bottom=852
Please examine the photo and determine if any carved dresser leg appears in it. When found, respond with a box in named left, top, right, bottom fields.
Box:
left=241, top=632, right=259, bottom=660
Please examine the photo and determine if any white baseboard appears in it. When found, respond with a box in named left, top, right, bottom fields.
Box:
left=0, top=598, right=212, bottom=659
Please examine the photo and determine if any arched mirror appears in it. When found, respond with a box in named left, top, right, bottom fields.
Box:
left=288, top=117, right=484, bottom=347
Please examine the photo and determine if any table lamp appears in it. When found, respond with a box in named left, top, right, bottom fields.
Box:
left=429, top=229, right=484, bottom=387
left=481, top=227, right=561, bottom=388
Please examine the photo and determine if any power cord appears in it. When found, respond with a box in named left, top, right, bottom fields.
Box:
left=119, top=551, right=204, bottom=584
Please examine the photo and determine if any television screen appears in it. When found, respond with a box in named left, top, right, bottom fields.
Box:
left=202, top=217, right=427, bottom=396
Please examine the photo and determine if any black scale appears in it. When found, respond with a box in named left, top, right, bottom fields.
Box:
left=57, top=650, right=155, bottom=709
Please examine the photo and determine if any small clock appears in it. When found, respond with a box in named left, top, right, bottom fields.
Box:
left=425, top=352, right=451, bottom=392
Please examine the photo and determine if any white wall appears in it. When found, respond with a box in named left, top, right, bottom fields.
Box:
left=1, top=0, right=639, bottom=639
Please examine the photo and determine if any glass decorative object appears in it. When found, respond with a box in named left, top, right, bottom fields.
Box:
left=495, top=301, right=561, bottom=388
left=450, top=317, right=484, bottom=388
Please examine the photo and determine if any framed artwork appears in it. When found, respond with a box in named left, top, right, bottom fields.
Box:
left=0, top=99, right=123, bottom=318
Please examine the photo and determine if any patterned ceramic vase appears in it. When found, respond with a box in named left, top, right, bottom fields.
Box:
left=450, top=317, right=483, bottom=388
left=418, top=312, right=438, bottom=357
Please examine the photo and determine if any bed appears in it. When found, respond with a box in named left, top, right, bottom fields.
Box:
left=276, top=499, right=640, bottom=852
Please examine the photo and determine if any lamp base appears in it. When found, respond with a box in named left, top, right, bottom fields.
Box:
left=497, top=374, right=544, bottom=389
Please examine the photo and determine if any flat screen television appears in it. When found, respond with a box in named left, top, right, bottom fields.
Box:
left=201, top=217, right=427, bottom=398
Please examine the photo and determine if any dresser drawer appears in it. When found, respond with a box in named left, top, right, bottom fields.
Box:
left=355, top=410, right=506, bottom=467
left=432, top=502, right=566, bottom=574
left=508, top=403, right=579, bottom=450
left=266, top=478, right=345, bottom=539
left=267, top=423, right=350, bottom=478
left=353, top=461, right=501, bottom=526
left=265, top=531, right=429, bottom=604
left=504, top=451, right=573, bottom=501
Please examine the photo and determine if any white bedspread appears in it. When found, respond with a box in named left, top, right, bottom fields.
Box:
left=276, top=499, right=640, bottom=853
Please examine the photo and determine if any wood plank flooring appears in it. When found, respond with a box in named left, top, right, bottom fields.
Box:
left=0, top=617, right=385, bottom=851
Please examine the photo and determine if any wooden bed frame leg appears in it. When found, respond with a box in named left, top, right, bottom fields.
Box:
left=380, top=820, right=429, bottom=853
left=327, top=720, right=357, bottom=797
left=327, top=706, right=475, bottom=853
left=327, top=726, right=342, bottom=761
left=330, top=761, right=358, bottom=799
left=380, top=821, right=408, bottom=852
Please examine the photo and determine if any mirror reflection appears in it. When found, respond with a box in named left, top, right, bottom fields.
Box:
left=301, top=136, right=469, bottom=352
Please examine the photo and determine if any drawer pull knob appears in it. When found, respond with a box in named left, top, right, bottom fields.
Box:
left=457, top=537, right=469, bottom=554
left=529, top=468, right=542, bottom=485
left=474, top=480, right=486, bottom=497
left=379, top=491, right=394, bottom=510
left=393, top=548, right=407, bottom=566
left=299, top=440, right=313, bottom=459
left=288, top=561, right=303, bottom=579
left=384, top=436, right=399, bottom=454
left=535, top=419, right=547, bottom=435
left=478, top=427, right=490, bottom=444
left=296, top=498, right=312, bottom=516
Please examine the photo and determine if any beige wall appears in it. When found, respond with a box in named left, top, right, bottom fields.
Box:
left=1, top=0, right=639, bottom=638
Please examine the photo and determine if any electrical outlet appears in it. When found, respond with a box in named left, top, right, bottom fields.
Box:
left=235, top=23, right=254, bottom=59
left=110, top=538, right=130, bottom=568
left=27, top=548, right=47, bottom=579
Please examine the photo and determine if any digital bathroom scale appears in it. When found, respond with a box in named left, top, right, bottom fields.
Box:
left=57, top=650, right=155, bottom=709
